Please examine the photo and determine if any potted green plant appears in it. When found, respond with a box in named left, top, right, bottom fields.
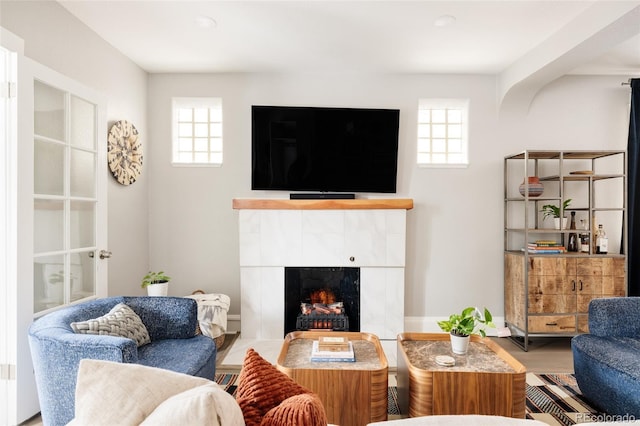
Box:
left=541, top=198, right=571, bottom=229
left=437, top=307, right=495, bottom=354
left=141, top=271, right=171, bottom=296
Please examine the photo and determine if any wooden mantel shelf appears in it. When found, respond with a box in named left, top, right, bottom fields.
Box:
left=232, top=198, right=413, bottom=210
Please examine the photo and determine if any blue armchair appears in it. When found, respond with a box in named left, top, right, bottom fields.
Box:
left=572, top=297, right=640, bottom=417
left=28, top=296, right=217, bottom=426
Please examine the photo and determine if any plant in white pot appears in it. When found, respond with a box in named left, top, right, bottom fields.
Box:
left=437, top=307, right=495, bottom=355
left=141, top=271, right=171, bottom=296
left=541, top=199, right=571, bottom=229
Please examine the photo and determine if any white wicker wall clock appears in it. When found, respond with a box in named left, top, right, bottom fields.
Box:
left=107, top=120, right=143, bottom=185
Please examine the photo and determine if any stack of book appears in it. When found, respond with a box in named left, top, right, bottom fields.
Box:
left=526, top=240, right=566, bottom=254
left=310, top=336, right=355, bottom=362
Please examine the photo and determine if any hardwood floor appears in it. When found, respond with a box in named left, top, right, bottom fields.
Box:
left=490, top=336, right=575, bottom=374
left=18, top=414, right=42, bottom=426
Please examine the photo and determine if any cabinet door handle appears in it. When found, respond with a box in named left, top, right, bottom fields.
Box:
left=572, top=280, right=576, bottom=292
left=579, top=280, right=583, bottom=291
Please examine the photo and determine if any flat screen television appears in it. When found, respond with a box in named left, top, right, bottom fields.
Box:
left=251, top=105, right=399, bottom=194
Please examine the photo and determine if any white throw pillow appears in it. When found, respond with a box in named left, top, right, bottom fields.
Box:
left=141, top=383, right=244, bottom=426
left=69, top=359, right=235, bottom=426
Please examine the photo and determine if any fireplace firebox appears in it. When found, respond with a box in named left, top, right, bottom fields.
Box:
left=284, top=267, right=360, bottom=336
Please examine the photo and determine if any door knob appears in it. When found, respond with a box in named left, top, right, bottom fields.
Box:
left=99, top=250, right=112, bottom=259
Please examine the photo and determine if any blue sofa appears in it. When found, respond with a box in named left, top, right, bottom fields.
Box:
left=572, top=297, right=640, bottom=417
left=28, top=296, right=217, bottom=426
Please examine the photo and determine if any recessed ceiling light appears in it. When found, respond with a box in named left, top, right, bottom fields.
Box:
left=434, top=15, right=456, bottom=28
left=194, top=15, right=217, bottom=29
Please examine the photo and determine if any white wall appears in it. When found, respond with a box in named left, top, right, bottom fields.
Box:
left=0, top=1, right=631, bottom=423
left=148, top=72, right=630, bottom=321
left=2, top=1, right=629, bottom=322
left=0, top=3, right=632, bottom=422
left=2, top=0, right=631, bottom=332
left=0, top=0, right=150, bottom=298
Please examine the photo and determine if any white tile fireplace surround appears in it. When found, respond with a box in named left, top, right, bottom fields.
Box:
left=233, top=199, right=413, bottom=343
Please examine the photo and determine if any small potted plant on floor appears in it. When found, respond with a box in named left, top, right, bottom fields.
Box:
left=437, top=307, right=495, bottom=355
left=141, top=271, right=171, bottom=296
left=541, top=199, right=571, bottom=229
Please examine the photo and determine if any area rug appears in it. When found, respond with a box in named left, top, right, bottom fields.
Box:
left=526, top=373, right=603, bottom=426
left=213, top=372, right=240, bottom=394
left=212, top=372, right=602, bottom=424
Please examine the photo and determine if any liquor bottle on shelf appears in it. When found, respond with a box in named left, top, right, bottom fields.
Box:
left=579, top=219, right=590, bottom=253
left=596, top=224, right=609, bottom=254
left=567, top=212, right=578, bottom=252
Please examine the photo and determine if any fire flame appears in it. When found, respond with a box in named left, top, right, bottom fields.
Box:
left=309, top=288, right=337, bottom=304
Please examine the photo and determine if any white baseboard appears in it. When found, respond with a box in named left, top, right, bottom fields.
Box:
left=404, top=316, right=506, bottom=337
left=227, top=314, right=241, bottom=333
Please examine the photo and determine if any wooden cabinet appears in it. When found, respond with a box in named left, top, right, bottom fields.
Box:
left=504, top=151, right=627, bottom=350
left=505, top=254, right=625, bottom=336
left=575, top=257, right=626, bottom=331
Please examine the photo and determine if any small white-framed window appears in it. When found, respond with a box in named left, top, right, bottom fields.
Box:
left=172, top=97, right=223, bottom=166
left=417, top=98, right=469, bottom=167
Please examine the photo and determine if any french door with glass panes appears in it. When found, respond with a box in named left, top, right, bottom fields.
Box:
left=2, top=45, right=108, bottom=424
left=32, top=64, right=108, bottom=316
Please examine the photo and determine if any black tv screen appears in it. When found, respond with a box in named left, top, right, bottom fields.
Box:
left=251, top=105, right=399, bottom=194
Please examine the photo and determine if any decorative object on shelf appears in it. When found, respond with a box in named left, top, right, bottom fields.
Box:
left=437, top=307, right=495, bottom=355
left=518, top=176, right=544, bottom=197
left=107, top=120, right=143, bottom=186
left=526, top=240, right=566, bottom=254
left=141, top=271, right=170, bottom=296
left=596, top=224, right=609, bottom=254
left=579, top=219, right=590, bottom=253
left=540, top=199, right=571, bottom=229
left=569, top=170, right=594, bottom=175
left=554, top=217, right=567, bottom=230
left=567, top=212, right=578, bottom=252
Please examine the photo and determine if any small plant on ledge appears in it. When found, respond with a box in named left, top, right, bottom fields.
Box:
left=541, top=199, right=572, bottom=220
left=141, top=271, right=171, bottom=288
left=141, top=271, right=171, bottom=296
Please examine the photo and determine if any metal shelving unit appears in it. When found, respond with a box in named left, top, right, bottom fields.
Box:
left=503, top=150, right=627, bottom=351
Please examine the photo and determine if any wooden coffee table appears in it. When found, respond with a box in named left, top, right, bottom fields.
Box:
left=397, top=333, right=526, bottom=418
left=276, top=331, right=388, bottom=426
